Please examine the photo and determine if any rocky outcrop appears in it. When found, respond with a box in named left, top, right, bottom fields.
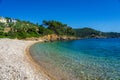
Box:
left=42, top=34, right=80, bottom=42
left=23, top=34, right=80, bottom=42
left=42, top=34, right=59, bottom=41
left=4, top=27, right=11, bottom=33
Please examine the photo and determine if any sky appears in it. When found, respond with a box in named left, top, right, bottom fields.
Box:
left=0, top=0, right=120, bottom=32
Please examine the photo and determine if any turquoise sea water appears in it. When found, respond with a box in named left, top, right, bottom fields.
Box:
left=30, top=38, right=120, bottom=80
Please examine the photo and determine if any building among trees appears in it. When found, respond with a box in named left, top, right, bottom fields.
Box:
left=0, top=17, right=7, bottom=23
left=0, top=17, right=17, bottom=23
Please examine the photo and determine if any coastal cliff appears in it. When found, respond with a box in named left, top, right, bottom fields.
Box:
left=42, top=34, right=79, bottom=41
left=25, top=34, right=80, bottom=41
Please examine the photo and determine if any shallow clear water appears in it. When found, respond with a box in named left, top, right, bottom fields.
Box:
left=30, top=38, right=120, bottom=80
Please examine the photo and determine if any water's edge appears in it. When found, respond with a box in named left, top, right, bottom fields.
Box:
left=29, top=41, right=79, bottom=80
left=29, top=38, right=120, bottom=80
left=26, top=41, right=56, bottom=80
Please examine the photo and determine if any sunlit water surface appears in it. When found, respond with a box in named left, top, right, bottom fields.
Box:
left=30, top=38, right=120, bottom=80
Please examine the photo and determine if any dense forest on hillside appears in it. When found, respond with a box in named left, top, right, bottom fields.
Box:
left=0, top=17, right=75, bottom=39
left=0, top=17, right=120, bottom=39
left=74, top=28, right=120, bottom=38
left=74, top=28, right=102, bottom=38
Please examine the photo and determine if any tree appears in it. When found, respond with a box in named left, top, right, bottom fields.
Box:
left=42, top=20, right=75, bottom=36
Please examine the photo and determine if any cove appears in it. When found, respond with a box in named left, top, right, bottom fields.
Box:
left=30, top=38, right=120, bottom=80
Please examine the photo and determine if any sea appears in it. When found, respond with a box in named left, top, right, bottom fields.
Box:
left=30, top=38, right=120, bottom=80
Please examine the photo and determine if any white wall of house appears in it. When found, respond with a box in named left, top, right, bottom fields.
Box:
left=0, top=17, right=17, bottom=23
left=0, top=18, right=7, bottom=23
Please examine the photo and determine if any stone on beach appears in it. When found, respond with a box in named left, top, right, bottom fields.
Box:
left=0, top=39, right=50, bottom=80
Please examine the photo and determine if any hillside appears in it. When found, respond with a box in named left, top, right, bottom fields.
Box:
left=0, top=17, right=120, bottom=39
left=0, top=17, right=75, bottom=39
left=74, top=28, right=103, bottom=38
left=74, top=28, right=120, bottom=38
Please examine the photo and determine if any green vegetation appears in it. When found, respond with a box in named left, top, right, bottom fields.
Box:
left=0, top=17, right=75, bottom=39
left=42, top=20, right=75, bottom=36
left=74, top=28, right=102, bottom=38
left=103, top=32, right=120, bottom=38
left=75, top=28, right=120, bottom=38
left=0, top=17, right=120, bottom=39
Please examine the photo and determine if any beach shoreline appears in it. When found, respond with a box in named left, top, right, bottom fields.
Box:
left=0, top=38, right=52, bottom=80
left=26, top=40, right=56, bottom=80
